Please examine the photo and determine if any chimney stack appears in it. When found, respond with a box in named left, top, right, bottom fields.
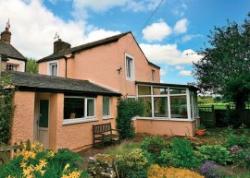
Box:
left=0, top=20, right=11, bottom=44
left=53, top=39, right=71, bottom=53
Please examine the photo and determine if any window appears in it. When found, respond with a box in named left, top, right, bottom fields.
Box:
left=64, top=96, right=95, bottom=123
left=137, top=84, right=194, bottom=119
left=49, top=62, right=57, bottom=76
left=125, top=54, right=134, bottom=80
left=154, top=97, right=168, bottom=117
left=152, top=70, right=155, bottom=81
left=170, top=95, right=187, bottom=118
left=103, top=96, right=110, bottom=117
left=6, top=63, right=18, bottom=71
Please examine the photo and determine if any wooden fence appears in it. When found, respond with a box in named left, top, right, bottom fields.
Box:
left=199, top=105, right=250, bottom=128
left=0, top=141, right=28, bottom=165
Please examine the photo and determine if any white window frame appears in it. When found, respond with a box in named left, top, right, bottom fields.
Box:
left=6, top=63, right=18, bottom=71
left=103, top=96, right=111, bottom=119
left=125, top=53, right=135, bottom=81
left=48, top=61, right=58, bottom=76
left=136, top=85, right=194, bottom=121
left=63, top=96, right=96, bottom=125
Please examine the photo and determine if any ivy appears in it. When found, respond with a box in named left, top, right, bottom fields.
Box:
left=0, top=75, right=14, bottom=144
left=116, top=99, right=144, bottom=139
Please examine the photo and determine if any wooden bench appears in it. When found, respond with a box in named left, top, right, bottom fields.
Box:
left=93, top=123, right=120, bottom=147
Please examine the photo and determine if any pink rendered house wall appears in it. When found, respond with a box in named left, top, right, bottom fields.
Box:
left=38, top=33, right=160, bottom=96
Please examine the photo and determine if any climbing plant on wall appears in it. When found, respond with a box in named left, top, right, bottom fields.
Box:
left=0, top=75, right=14, bottom=144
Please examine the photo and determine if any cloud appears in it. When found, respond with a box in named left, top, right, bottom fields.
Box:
left=181, top=34, right=203, bottom=42
left=72, top=0, right=164, bottom=16
left=160, top=69, right=166, bottom=76
left=175, top=65, right=184, bottom=70
left=179, top=70, right=192, bottom=76
left=142, top=20, right=172, bottom=42
left=174, top=18, right=188, bottom=34
left=0, top=0, right=120, bottom=59
left=83, top=29, right=120, bottom=43
left=140, top=43, right=202, bottom=65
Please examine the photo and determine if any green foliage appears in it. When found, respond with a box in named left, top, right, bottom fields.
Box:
left=0, top=75, right=14, bottom=144
left=170, top=138, right=200, bottom=168
left=198, top=145, right=231, bottom=165
left=140, top=136, right=169, bottom=163
left=226, top=133, right=249, bottom=148
left=194, top=13, right=250, bottom=124
left=116, top=99, right=144, bottom=139
left=116, top=148, right=149, bottom=178
left=0, top=143, right=87, bottom=178
left=26, top=58, right=38, bottom=74
left=230, top=148, right=250, bottom=169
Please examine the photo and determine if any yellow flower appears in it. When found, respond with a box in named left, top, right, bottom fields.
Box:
left=48, top=150, right=55, bottom=158
left=148, top=164, right=204, bottom=178
left=61, top=171, right=81, bottom=178
left=23, top=165, right=34, bottom=177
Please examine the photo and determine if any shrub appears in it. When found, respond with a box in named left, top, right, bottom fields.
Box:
left=198, top=145, right=231, bottom=165
left=116, top=99, right=144, bottom=139
left=226, top=133, right=249, bottom=148
left=0, top=142, right=88, bottom=178
left=148, top=164, right=204, bottom=178
left=158, top=149, right=173, bottom=166
left=230, top=147, right=250, bottom=169
left=0, top=75, right=14, bottom=144
left=116, top=148, right=148, bottom=178
left=140, top=136, right=168, bottom=163
left=170, top=138, right=200, bottom=168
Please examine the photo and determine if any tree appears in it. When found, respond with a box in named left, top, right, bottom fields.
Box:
left=26, top=58, right=38, bottom=74
left=194, top=13, right=250, bottom=125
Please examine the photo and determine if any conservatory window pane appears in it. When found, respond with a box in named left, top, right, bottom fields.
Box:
left=138, top=97, right=152, bottom=117
left=170, top=95, right=187, bottom=118
left=169, top=88, right=186, bottom=94
left=138, top=85, right=151, bottom=95
left=154, top=97, right=168, bottom=117
left=153, top=87, right=168, bottom=95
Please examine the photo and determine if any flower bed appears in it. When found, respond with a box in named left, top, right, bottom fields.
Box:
left=0, top=142, right=88, bottom=178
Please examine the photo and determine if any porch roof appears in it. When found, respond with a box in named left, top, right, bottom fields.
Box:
left=4, top=71, right=121, bottom=96
left=135, top=81, right=198, bottom=90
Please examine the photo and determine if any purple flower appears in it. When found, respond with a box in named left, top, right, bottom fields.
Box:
left=200, top=161, right=220, bottom=178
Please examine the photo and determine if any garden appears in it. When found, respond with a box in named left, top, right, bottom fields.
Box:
left=1, top=127, right=250, bottom=178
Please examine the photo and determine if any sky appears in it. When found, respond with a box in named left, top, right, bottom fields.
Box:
left=0, top=0, right=249, bottom=84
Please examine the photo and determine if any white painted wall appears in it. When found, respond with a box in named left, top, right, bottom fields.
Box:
left=6, top=58, right=25, bottom=72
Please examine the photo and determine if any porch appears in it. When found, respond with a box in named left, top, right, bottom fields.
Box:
left=133, top=81, right=200, bottom=136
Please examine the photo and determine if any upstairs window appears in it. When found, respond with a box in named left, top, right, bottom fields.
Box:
left=125, top=54, right=134, bottom=80
left=6, top=63, right=18, bottom=71
left=152, top=70, right=155, bottom=81
left=49, top=62, right=58, bottom=76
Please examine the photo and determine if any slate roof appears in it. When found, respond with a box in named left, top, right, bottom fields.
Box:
left=4, top=71, right=121, bottom=96
left=0, top=42, right=26, bottom=61
left=38, top=32, right=131, bottom=63
left=37, top=32, right=160, bottom=69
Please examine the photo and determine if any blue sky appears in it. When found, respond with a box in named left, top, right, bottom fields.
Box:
left=0, top=0, right=249, bottom=84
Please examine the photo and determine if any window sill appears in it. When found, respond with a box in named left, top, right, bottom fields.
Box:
left=103, top=116, right=113, bottom=120
left=63, top=118, right=98, bottom=126
left=134, top=117, right=195, bottom=122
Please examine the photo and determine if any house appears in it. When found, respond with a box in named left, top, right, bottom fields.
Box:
left=0, top=23, right=26, bottom=72
left=2, top=25, right=199, bottom=151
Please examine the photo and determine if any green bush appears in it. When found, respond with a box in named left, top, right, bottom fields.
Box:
left=0, top=142, right=88, bottom=178
left=140, top=136, right=169, bottom=163
left=226, top=134, right=249, bottom=148
left=198, top=145, right=231, bottom=165
left=116, top=99, right=144, bottom=139
left=170, top=138, right=200, bottom=168
left=0, top=75, right=14, bottom=144
left=158, top=149, right=173, bottom=166
left=116, top=148, right=149, bottom=178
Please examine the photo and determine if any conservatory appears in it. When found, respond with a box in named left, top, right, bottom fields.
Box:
left=133, top=82, right=200, bottom=136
